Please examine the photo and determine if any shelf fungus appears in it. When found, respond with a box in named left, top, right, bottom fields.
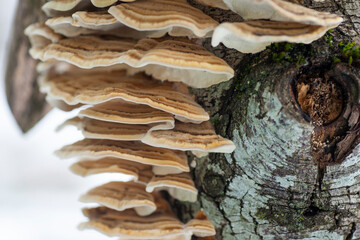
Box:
left=45, top=14, right=151, bottom=39
left=195, top=0, right=229, bottom=10
left=141, top=121, right=236, bottom=153
left=44, top=0, right=218, bottom=38
left=56, top=139, right=190, bottom=175
left=212, top=20, right=337, bottom=53
left=78, top=100, right=175, bottom=126
left=146, top=173, right=198, bottom=202
left=47, top=1, right=218, bottom=39
left=29, top=33, right=234, bottom=88
left=79, top=181, right=157, bottom=216
left=42, top=0, right=135, bottom=16
left=25, top=23, right=63, bottom=51
left=71, top=157, right=198, bottom=202
left=108, top=0, right=218, bottom=38
left=222, top=0, right=343, bottom=26
left=59, top=117, right=235, bottom=153
left=42, top=0, right=86, bottom=17
left=70, top=157, right=153, bottom=182
left=79, top=198, right=216, bottom=239
left=38, top=70, right=210, bottom=123
left=211, top=0, right=342, bottom=53
left=58, top=117, right=173, bottom=141
left=23, top=0, right=245, bottom=239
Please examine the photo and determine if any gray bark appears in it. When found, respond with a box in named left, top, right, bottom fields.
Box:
left=178, top=1, right=360, bottom=239
left=4, top=0, right=360, bottom=239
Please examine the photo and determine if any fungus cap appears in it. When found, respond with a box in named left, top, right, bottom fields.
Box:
left=124, top=236, right=192, bottom=240
left=58, top=117, right=173, bottom=141
left=42, top=0, right=83, bottom=16
left=70, top=157, right=152, bottom=183
left=49, top=0, right=218, bottom=38
left=72, top=10, right=121, bottom=31
left=39, top=70, right=209, bottom=123
left=42, top=0, right=135, bottom=16
left=79, top=100, right=175, bottom=126
left=223, top=0, right=343, bottom=26
left=59, top=117, right=235, bottom=153
left=91, top=0, right=135, bottom=8
left=142, top=121, right=236, bottom=153
left=56, top=139, right=189, bottom=175
left=79, top=206, right=185, bottom=238
left=195, top=0, right=229, bottom=10
left=46, top=12, right=156, bottom=39
left=146, top=173, right=198, bottom=202
left=80, top=206, right=216, bottom=239
left=108, top=0, right=218, bottom=38
left=45, top=16, right=100, bottom=37
left=185, top=211, right=216, bottom=237
left=80, top=181, right=156, bottom=216
left=25, top=23, right=62, bottom=49
left=71, top=160, right=198, bottom=202
left=31, top=36, right=234, bottom=88
left=212, top=20, right=336, bottom=53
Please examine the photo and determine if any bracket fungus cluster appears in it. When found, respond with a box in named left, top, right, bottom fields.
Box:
left=26, top=0, right=239, bottom=239
left=208, top=0, right=343, bottom=53
left=25, top=0, right=343, bottom=238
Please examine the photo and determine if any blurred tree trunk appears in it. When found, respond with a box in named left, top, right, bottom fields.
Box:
left=5, top=0, right=360, bottom=239
left=5, top=0, right=50, bottom=133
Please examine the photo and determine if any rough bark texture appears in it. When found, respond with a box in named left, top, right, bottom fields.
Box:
left=4, top=0, right=360, bottom=239
left=176, top=1, right=360, bottom=239
left=5, top=0, right=51, bottom=133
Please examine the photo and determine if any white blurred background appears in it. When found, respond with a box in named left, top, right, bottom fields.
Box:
left=0, top=1, right=128, bottom=239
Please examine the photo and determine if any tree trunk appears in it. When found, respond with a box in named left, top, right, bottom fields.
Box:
left=178, top=1, right=360, bottom=239
left=5, top=0, right=360, bottom=239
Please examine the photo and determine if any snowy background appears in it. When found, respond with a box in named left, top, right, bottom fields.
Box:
left=0, top=1, right=128, bottom=239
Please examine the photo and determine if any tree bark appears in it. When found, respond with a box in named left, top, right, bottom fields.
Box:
left=5, top=0, right=360, bottom=239
left=177, top=1, right=360, bottom=239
